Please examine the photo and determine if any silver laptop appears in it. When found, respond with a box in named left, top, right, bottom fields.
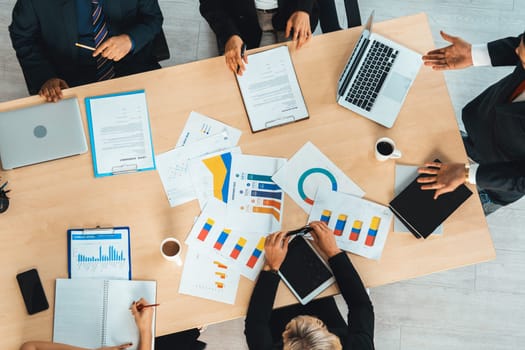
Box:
left=337, top=11, right=422, bottom=128
left=0, top=98, right=88, bottom=170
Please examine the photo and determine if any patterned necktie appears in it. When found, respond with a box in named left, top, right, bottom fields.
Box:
left=92, top=0, right=115, bottom=81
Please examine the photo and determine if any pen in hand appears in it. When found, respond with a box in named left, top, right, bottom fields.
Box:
left=130, top=303, right=160, bottom=312
left=75, top=42, right=96, bottom=51
left=237, top=43, right=247, bottom=74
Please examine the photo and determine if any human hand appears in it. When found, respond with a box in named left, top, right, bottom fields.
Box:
left=93, top=34, right=133, bottom=61
left=422, top=31, right=473, bottom=70
left=38, top=78, right=69, bottom=102
left=285, top=11, right=312, bottom=49
left=309, top=221, right=341, bottom=258
left=224, top=35, right=248, bottom=75
left=130, top=298, right=154, bottom=336
left=417, top=162, right=466, bottom=199
left=97, top=344, right=133, bottom=350
left=263, top=231, right=290, bottom=270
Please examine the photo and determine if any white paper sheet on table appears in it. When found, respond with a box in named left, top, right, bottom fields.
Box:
left=272, top=141, right=365, bottom=214
left=394, top=164, right=443, bottom=234
left=236, top=46, right=308, bottom=132
left=176, top=111, right=242, bottom=147
left=308, top=189, right=392, bottom=260
left=185, top=198, right=267, bottom=281
left=188, top=148, right=242, bottom=210
left=227, top=154, right=286, bottom=232
left=178, top=246, right=240, bottom=305
left=156, top=132, right=236, bottom=206
left=85, top=90, right=155, bottom=177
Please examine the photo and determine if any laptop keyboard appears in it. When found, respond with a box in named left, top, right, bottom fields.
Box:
left=344, top=41, right=399, bottom=111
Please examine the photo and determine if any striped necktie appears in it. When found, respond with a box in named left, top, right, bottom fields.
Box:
left=92, top=0, right=115, bottom=81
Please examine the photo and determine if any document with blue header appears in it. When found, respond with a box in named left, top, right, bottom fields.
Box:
left=68, top=227, right=131, bottom=279
left=85, top=90, right=156, bottom=177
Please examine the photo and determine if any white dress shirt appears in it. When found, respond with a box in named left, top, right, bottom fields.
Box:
left=254, top=0, right=278, bottom=10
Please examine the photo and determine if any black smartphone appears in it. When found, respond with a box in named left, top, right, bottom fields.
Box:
left=16, top=268, right=49, bottom=315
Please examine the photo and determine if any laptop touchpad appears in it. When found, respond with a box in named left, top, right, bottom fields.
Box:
left=382, top=72, right=411, bottom=102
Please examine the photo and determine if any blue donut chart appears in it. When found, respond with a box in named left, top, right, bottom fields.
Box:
left=297, top=168, right=338, bottom=205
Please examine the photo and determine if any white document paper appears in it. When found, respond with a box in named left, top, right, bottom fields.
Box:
left=179, top=247, right=240, bottom=305
left=185, top=199, right=267, bottom=281
left=176, top=111, right=242, bottom=147
left=308, top=189, right=392, bottom=260
left=86, top=91, right=155, bottom=176
left=272, top=141, right=365, bottom=214
left=236, top=46, right=308, bottom=132
left=156, top=132, right=236, bottom=206
left=188, top=148, right=242, bottom=209
left=227, top=154, right=286, bottom=232
left=394, top=165, right=443, bottom=234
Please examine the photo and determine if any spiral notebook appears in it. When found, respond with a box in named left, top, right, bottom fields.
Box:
left=53, top=279, right=156, bottom=350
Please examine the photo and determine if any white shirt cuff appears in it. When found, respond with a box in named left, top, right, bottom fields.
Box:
left=467, top=163, right=479, bottom=184
left=471, top=44, right=492, bottom=67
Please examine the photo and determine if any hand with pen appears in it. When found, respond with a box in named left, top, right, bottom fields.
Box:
left=130, top=298, right=154, bottom=350
left=224, top=35, right=248, bottom=75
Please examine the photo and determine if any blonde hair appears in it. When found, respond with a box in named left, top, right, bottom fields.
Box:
left=282, top=315, right=342, bottom=350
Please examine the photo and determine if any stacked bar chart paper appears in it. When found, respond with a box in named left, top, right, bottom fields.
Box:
left=186, top=199, right=267, bottom=280
left=308, top=189, right=392, bottom=260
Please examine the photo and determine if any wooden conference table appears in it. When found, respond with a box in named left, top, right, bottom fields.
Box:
left=0, top=13, right=495, bottom=348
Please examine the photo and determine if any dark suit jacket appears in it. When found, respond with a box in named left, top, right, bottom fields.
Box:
left=199, top=0, right=319, bottom=53
left=462, top=35, right=525, bottom=204
left=244, top=252, right=375, bottom=350
left=9, top=0, right=164, bottom=95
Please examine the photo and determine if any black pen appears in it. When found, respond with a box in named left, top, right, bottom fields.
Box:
left=237, top=43, right=247, bottom=74
left=286, top=225, right=313, bottom=237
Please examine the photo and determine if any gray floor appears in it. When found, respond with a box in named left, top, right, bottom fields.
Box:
left=1, top=1, right=524, bottom=349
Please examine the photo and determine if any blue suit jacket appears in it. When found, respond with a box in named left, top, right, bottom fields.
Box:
left=9, top=0, right=163, bottom=94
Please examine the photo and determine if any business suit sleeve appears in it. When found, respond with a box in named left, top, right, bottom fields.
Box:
left=244, top=271, right=280, bottom=350
left=476, top=161, right=525, bottom=194
left=487, top=35, right=522, bottom=67
left=9, top=0, right=57, bottom=95
left=329, top=252, right=375, bottom=349
left=293, top=0, right=315, bottom=14
left=126, top=0, right=163, bottom=53
left=199, top=0, right=240, bottom=48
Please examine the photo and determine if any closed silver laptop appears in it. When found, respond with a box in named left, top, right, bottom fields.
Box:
left=337, top=11, right=422, bottom=128
left=0, top=98, right=88, bottom=170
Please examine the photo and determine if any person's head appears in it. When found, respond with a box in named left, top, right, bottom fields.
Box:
left=282, top=315, right=342, bottom=350
left=516, top=32, right=525, bottom=68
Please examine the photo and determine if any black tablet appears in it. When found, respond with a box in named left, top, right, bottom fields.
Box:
left=278, top=236, right=335, bottom=305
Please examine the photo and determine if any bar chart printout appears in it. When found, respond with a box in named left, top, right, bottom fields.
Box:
left=68, top=227, right=131, bottom=279
left=308, top=189, right=392, bottom=260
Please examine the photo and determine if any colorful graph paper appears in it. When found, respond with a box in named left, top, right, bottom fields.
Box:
left=230, top=237, right=247, bottom=259
left=214, top=229, right=231, bottom=250
left=333, top=214, right=348, bottom=236
left=246, top=237, right=265, bottom=268
left=349, top=220, right=363, bottom=241
left=320, top=209, right=332, bottom=224
left=365, top=217, right=381, bottom=246
left=198, top=218, right=215, bottom=241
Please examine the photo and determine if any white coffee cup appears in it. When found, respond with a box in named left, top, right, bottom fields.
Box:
left=160, top=237, right=183, bottom=266
left=375, top=137, right=402, bottom=161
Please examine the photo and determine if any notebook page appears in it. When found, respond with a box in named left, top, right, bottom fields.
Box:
left=105, top=280, right=157, bottom=350
left=53, top=279, right=104, bottom=348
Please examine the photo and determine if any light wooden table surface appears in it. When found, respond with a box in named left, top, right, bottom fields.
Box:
left=0, top=13, right=494, bottom=348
